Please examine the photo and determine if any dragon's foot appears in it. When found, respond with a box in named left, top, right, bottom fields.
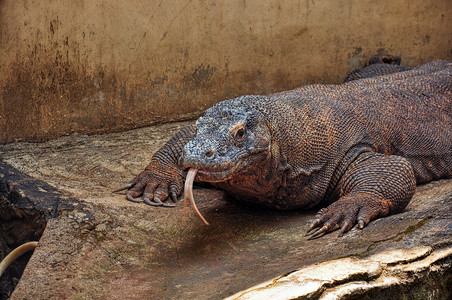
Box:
left=306, top=194, right=388, bottom=239
left=114, top=166, right=183, bottom=207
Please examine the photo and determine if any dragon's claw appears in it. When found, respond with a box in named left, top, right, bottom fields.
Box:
left=126, top=193, right=143, bottom=203
left=113, top=182, right=135, bottom=193
left=306, top=219, right=321, bottom=234
left=338, top=220, right=354, bottom=235
left=144, top=198, right=162, bottom=206
left=307, top=226, right=328, bottom=240
left=169, top=191, right=178, bottom=203
left=143, top=197, right=176, bottom=207
left=358, top=219, right=365, bottom=229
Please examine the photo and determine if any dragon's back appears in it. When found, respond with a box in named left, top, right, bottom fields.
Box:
left=252, top=60, right=452, bottom=185
left=341, top=60, right=452, bottom=182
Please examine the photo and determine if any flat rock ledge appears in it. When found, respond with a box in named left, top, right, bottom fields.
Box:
left=227, top=246, right=452, bottom=300
left=0, top=122, right=451, bottom=299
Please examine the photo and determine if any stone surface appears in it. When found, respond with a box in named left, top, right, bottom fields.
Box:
left=0, top=122, right=451, bottom=299
left=1, top=0, right=452, bottom=143
left=227, top=246, right=452, bottom=299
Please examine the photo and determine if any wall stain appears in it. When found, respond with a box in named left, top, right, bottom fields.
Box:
left=183, top=64, right=217, bottom=90
left=293, top=27, right=308, bottom=38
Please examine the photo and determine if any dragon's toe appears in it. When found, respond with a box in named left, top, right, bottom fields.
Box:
left=126, top=193, right=144, bottom=203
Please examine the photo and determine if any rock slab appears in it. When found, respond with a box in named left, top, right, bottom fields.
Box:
left=0, top=122, right=450, bottom=299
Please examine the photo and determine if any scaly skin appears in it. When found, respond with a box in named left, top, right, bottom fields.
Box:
left=344, top=53, right=410, bottom=82
left=343, top=63, right=411, bottom=82
left=117, top=59, right=452, bottom=239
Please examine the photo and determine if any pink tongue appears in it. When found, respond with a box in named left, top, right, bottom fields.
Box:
left=184, top=168, right=209, bottom=225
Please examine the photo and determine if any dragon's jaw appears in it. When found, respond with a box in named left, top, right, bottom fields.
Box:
left=193, top=160, right=244, bottom=182
left=182, top=146, right=271, bottom=183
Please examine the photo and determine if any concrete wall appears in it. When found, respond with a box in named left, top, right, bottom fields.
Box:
left=1, top=0, right=451, bottom=143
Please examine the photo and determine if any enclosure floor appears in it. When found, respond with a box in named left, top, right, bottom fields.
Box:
left=1, top=121, right=451, bottom=299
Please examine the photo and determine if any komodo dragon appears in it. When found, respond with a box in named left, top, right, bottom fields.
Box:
left=116, top=59, right=452, bottom=239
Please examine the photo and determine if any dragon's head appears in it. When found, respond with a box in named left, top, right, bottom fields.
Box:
left=181, top=100, right=272, bottom=182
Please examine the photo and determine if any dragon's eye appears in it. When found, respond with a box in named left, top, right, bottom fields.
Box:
left=234, top=126, right=246, bottom=142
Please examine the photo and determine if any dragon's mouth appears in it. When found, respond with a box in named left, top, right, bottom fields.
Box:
left=183, top=147, right=268, bottom=183
left=195, top=163, right=240, bottom=182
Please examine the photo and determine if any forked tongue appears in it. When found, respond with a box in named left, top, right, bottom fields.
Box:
left=184, top=168, right=209, bottom=225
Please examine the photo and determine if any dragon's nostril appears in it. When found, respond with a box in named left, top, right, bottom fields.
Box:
left=205, top=149, right=215, bottom=157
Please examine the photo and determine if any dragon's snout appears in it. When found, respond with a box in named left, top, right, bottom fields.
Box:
left=181, top=140, right=224, bottom=169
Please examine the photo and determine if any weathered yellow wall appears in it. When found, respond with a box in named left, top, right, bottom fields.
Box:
left=1, top=0, right=451, bottom=143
